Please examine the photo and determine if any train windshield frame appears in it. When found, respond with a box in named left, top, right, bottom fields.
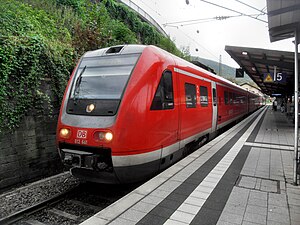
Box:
left=70, top=53, right=140, bottom=100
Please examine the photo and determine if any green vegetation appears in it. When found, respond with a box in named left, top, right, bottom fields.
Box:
left=0, top=0, right=189, bottom=133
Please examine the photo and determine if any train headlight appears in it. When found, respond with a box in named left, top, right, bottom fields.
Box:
left=94, top=131, right=113, bottom=142
left=86, top=103, right=95, bottom=113
left=59, top=128, right=71, bottom=139
left=105, top=132, right=113, bottom=141
left=98, top=132, right=105, bottom=140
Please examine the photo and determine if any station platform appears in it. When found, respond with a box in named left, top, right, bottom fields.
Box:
left=81, top=106, right=300, bottom=225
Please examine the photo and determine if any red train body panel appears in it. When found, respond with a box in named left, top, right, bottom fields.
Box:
left=56, top=45, right=263, bottom=183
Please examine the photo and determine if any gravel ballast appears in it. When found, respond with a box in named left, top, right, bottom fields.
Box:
left=0, top=172, right=79, bottom=218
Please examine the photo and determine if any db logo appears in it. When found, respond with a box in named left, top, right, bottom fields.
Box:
left=77, top=130, right=87, bottom=139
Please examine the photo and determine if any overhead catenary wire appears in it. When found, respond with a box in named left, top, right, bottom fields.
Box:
left=163, top=16, right=231, bottom=26
left=177, top=18, right=223, bottom=26
left=131, top=0, right=233, bottom=64
left=163, top=13, right=264, bottom=27
left=164, top=17, right=221, bottom=25
left=233, top=0, right=267, bottom=15
left=138, top=0, right=162, bottom=17
left=198, top=0, right=267, bottom=23
left=132, top=0, right=219, bottom=62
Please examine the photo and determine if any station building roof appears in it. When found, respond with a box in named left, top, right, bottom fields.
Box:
left=225, top=45, right=295, bottom=96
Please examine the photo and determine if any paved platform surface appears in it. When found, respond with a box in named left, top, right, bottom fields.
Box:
left=81, top=106, right=300, bottom=225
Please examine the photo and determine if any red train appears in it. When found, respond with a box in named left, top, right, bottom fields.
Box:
left=56, top=45, right=263, bottom=183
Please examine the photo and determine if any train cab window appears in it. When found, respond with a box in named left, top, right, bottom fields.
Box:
left=200, top=86, right=208, bottom=107
left=185, top=83, right=197, bottom=108
left=150, top=70, right=174, bottom=110
left=224, top=91, right=228, bottom=105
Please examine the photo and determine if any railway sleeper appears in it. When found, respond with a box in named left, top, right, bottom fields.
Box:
left=49, top=208, right=80, bottom=222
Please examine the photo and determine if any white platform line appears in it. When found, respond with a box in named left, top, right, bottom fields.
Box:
left=244, top=142, right=294, bottom=151
left=79, top=107, right=267, bottom=225
left=163, top=107, right=267, bottom=224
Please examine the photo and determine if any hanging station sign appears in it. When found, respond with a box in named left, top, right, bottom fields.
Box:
left=263, top=72, right=286, bottom=84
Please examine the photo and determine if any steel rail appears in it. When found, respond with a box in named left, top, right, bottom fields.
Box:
left=0, top=185, right=81, bottom=225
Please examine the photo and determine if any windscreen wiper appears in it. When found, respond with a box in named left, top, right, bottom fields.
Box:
left=73, top=65, right=86, bottom=104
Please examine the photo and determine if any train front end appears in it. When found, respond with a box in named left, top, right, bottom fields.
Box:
left=56, top=45, right=145, bottom=183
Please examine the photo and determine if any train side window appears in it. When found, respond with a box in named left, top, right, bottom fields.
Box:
left=224, top=91, right=228, bottom=105
left=229, top=92, right=233, bottom=104
left=213, top=89, right=217, bottom=106
left=185, top=83, right=196, bottom=108
left=200, top=86, right=208, bottom=107
left=150, top=70, right=174, bottom=110
left=241, top=95, right=245, bottom=104
left=237, top=94, right=241, bottom=104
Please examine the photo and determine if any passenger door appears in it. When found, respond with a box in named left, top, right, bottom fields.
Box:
left=212, top=82, right=218, bottom=132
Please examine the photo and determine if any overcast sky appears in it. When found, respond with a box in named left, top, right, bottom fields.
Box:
left=129, top=0, right=295, bottom=68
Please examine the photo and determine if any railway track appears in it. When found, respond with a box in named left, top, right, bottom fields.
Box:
left=1, top=182, right=140, bottom=225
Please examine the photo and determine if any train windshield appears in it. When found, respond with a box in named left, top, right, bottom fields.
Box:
left=71, top=53, right=140, bottom=100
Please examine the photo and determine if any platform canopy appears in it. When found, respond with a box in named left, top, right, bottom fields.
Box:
left=266, top=0, right=300, bottom=186
left=225, top=45, right=295, bottom=96
left=224, top=1, right=300, bottom=97
left=267, top=0, right=300, bottom=43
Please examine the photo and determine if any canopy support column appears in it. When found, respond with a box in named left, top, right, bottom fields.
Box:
left=294, top=29, right=299, bottom=185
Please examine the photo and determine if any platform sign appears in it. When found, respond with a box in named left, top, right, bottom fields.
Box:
left=264, top=73, right=273, bottom=83
left=235, top=68, right=244, bottom=78
left=263, top=72, right=286, bottom=83
left=275, top=72, right=287, bottom=83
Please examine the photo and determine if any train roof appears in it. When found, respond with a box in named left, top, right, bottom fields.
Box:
left=82, top=44, right=259, bottom=96
left=155, top=46, right=252, bottom=94
left=83, top=45, right=146, bottom=57
left=189, top=60, right=250, bottom=93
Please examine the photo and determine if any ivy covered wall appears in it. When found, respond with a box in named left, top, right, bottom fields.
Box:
left=0, top=0, right=189, bottom=189
left=0, top=0, right=189, bottom=134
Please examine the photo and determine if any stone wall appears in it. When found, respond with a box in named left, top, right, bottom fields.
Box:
left=0, top=82, right=63, bottom=190
left=0, top=114, right=63, bottom=190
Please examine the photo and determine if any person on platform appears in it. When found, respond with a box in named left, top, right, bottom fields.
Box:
left=273, top=99, right=277, bottom=111
left=280, top=101, right=285, bottom=113
left=286, top=98, right=291, bottom=117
